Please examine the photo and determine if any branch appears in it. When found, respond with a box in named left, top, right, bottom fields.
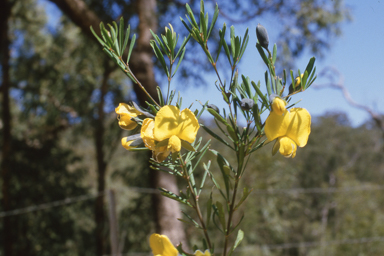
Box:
left=313, top=67, right=384, bottom=132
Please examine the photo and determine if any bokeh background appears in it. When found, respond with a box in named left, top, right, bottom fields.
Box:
left=1, top=0, right=384, bottom=255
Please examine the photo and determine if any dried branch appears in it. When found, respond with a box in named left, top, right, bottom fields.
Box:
left=313, top=67, right=384, bottom=132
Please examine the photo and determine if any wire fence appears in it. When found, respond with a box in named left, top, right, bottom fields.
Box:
left=1, top=184, right=384, bottom=253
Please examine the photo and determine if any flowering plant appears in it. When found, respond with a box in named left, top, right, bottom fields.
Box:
left=92, top=0, right=316, bottom=255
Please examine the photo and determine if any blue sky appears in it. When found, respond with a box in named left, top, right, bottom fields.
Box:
left=183, top=0, right=384, bottom=127
left=42, top=0, right=384, bottom=127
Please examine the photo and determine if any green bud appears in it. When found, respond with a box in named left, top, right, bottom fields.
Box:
left=240, top=98, right=254, bottom=111
left=207, top=104, right=220, bottom=114
left=256, top=24, right=269, bottom=50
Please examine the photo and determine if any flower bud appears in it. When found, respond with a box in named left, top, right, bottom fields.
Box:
left=269, top=94, right=286, bottom=115
left=256, top=24, right=269, bottom=50
left=288, top=74, right=304, bottom=95
left=240, top=98, right=254, bottom=111
left=207, top=104, right=220, bottom=114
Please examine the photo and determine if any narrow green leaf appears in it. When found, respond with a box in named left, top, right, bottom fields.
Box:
left=272, top=43, right=277, bottom=64
left=239, top=32, right=249, bottom=61
left=150, top=29, right=167, bottom=54
left=233, top=230, right=244, bottom=249
left=235, top=187, right=253, bottom=210
left=90, top=26, right=106, bottom=46
left=265, top=71, right=272, bottom=96
left=175, top=34, right=191, bottom=59
left=251, top=81, right=268, bottom=109
left=201, top=124, right=232, bottom=149
left=127, top=34, right=136, bottom=63
left=305, top=57, right=316, bottom=76
left=208, top=3, right=219, bottom=38
left=215, top=201, right=226, bottom=232
left=256, top=43, right=270, bottom=67
left=241, top=75, right=252, bottom=98
left=207, top=108, right=227, bottom=125
left=206, top=195, right=212, bottom=226
left=150, top=41, right=169, bottom=76
left=118, top=17, right=124, bottom=54
left=156, top=86, right=164, bottom=106
left=172, top=47, right=186, bottom=77
left=200, top=11, right=207, bottom=40
left=159, top=188, right=192, bottom=207
left=181, top=140, right=196, bottom=152
left=122, top=25, right=130, bottom=56
left=181, top=211, right=201, bottom=228
left=180, top=18, right=192, bottom=34
left=220, top=25, right=232, bottom=66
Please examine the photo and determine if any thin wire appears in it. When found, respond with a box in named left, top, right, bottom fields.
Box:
left=252, top=185, right=384, bottom=195
left=239, top=236, right=384, bottom=251
left=0, top=191, right=106, bottom=218
left=101, top=236, right=384, bottom=256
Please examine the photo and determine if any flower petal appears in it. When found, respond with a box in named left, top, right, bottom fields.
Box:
left=149, top=234, right=178, bottom=256
left=285, top=108, right=311, bottom=147
left=115, top=103, right=141, bottom=130
left=141, top=118, right=156, bottom=150
left=278, top=136, right=297, bottom=158
left=194, top=249, right=211, bottom=256
left=154, top=106, right=180, bottom=141
left=121, top=137, right=136, bottom=150
left=168, top=135, right=181, bottom=153
left=271, top=97, right=286, bottom=115
left=264, top=110, right=290, bottom=141
left=178, top=108, right=200, bottom=143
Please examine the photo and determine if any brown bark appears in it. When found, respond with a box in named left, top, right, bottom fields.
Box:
left=0, top=0, right=13, bottom=255
left=49, top=0, right=187, bottom=248
left=94, top=66, right=112, bottom=255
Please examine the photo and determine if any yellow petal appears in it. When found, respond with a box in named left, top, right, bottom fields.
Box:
left=295, top=74, right=304, bottom=87
left=154, top=106, right=181, bottom=141
left=271, top=97, right=286, bottom=116
left=168, top=135, right=181, bottom=153
left=194, top=249, right=211, bottom=256
left=141, top=118, right=156, bottom=150
left=118, top=115, right=138, bottom=130
left=285, top=108, right=311, bottom=147
left=115, top=103, right=141, bottom=130
left=121, top=137, right=136, bottom=150
left=154, top=106, right=200, bottom=143
left=278, top=136, right=297, bottom=158
left=178, top=108, right=200, bottom=143
left=149, top=234, right=178, bottom=256
left=264, top=110, right=290, bottom=141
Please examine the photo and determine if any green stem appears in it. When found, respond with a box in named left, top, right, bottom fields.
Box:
left=178, top=154, right=212, bottom=251
left=119, top=56, right=160, bottom=107
left=223, top=176, right=240, bottom=256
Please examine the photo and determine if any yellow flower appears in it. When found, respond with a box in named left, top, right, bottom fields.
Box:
left=154, top=105, right=200, bottom=153
left=115, top=103, right=142, bottom=130
left=149, top=234, right=178, bottom=256
left=194, top=249, right=211, bottom=256
left=121, top=137, right=137, bottom=150
left=271, top=97, right=287, bottom=115
left=265, top=108, right=311, bottom=158
left=141, top=118, right=170, bottom=162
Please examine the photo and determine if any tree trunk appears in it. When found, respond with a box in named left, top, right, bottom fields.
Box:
left=94, top=66, right=111, bottom=255
left=49, top=0, right=188, bottom=248
left=0, top=1, right=13, bottom=255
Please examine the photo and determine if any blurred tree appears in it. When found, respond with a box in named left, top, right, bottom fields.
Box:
left=0, top=0, right=13, bottom=255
